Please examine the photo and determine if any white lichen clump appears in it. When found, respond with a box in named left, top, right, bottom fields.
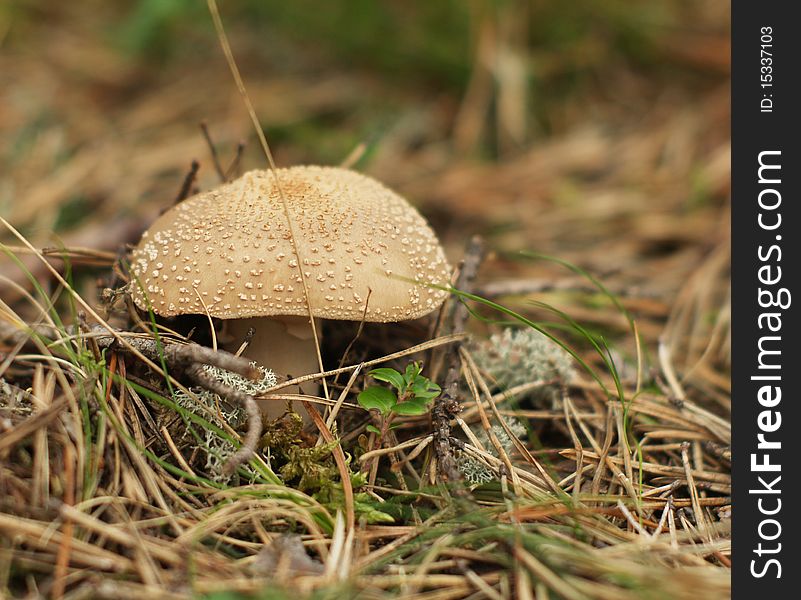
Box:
left=457, top=327, right=576, bottom=486
left=456, top=417, right=528, bottom=486
left=172, top=363, right=275, bottom=482
left=457, top=453, right=495, bottom=485
left=203, top=363, right=277, bottom=396
left=472, top=327, right=575, bottom=406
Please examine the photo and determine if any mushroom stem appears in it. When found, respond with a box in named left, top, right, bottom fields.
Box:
left=224, top=316, right=322, bottom=419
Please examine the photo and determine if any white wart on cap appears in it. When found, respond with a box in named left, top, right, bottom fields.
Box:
left=129, top=166, right=451, bottom=417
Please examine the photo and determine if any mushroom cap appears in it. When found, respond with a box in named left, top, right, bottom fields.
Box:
left=130, top=166, right=451, bottom=322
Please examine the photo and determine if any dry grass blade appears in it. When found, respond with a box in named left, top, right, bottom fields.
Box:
left=206, top=0, right=330, bottom=406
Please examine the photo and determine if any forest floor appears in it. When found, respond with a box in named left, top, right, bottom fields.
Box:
left=1, top=2, right=730, bottom=598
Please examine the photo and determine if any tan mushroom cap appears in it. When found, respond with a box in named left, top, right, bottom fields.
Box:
left=130, top=166, right=451, bottom=322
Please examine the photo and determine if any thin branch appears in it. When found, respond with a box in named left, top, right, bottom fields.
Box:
left=200, top=120, right=227, bottom=182
left=174, top=160, right=200, bottom=205
left=432, top=235, right=485, bottom=485
left=224, top=140, right=246, bottom=181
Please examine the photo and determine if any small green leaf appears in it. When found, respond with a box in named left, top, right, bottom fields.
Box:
left=392, top=398, right=431, bottom=416
left=412, top=389, right=441, bottom=401
left=357, top=386, right=397, bottom=416
left=369, top=368, right=405, bottom=391
left=404, top=362, right=422, bottom=385
left=365, top=424, right=381, bottom=435
left=411, top=378, right=440, bottom=399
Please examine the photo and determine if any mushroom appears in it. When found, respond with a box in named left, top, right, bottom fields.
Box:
left=129, top=166, right=451, bottom=415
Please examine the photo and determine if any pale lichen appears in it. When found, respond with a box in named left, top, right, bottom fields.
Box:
left=456, top=416, right=528, bottom=486
left=172, top=362, right=276, bottom=482
left=472, top=327, right=575, bottom=407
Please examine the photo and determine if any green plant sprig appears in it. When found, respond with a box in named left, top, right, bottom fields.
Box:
left=357, top=362, right=441, bottom=442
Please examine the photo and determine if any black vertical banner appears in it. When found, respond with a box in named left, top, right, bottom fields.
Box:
left=732, top=2, right=801, bottom=597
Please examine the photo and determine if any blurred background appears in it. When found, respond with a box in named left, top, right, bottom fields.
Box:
left=0, top=0, right=730, bottom=378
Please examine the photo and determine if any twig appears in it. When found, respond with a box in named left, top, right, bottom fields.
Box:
left=90, top=327, right=263, bottom=474
left=432, top=235, right=485, bottom=484
left=224, top=140, right=246, bottom=181
left=174, top=160, right=200, bottom=205
left=200, top=121, right=226, bottom=182
left=186, top=363, right=262, bottom=476
left=93, top=331, right=260, bottom=381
